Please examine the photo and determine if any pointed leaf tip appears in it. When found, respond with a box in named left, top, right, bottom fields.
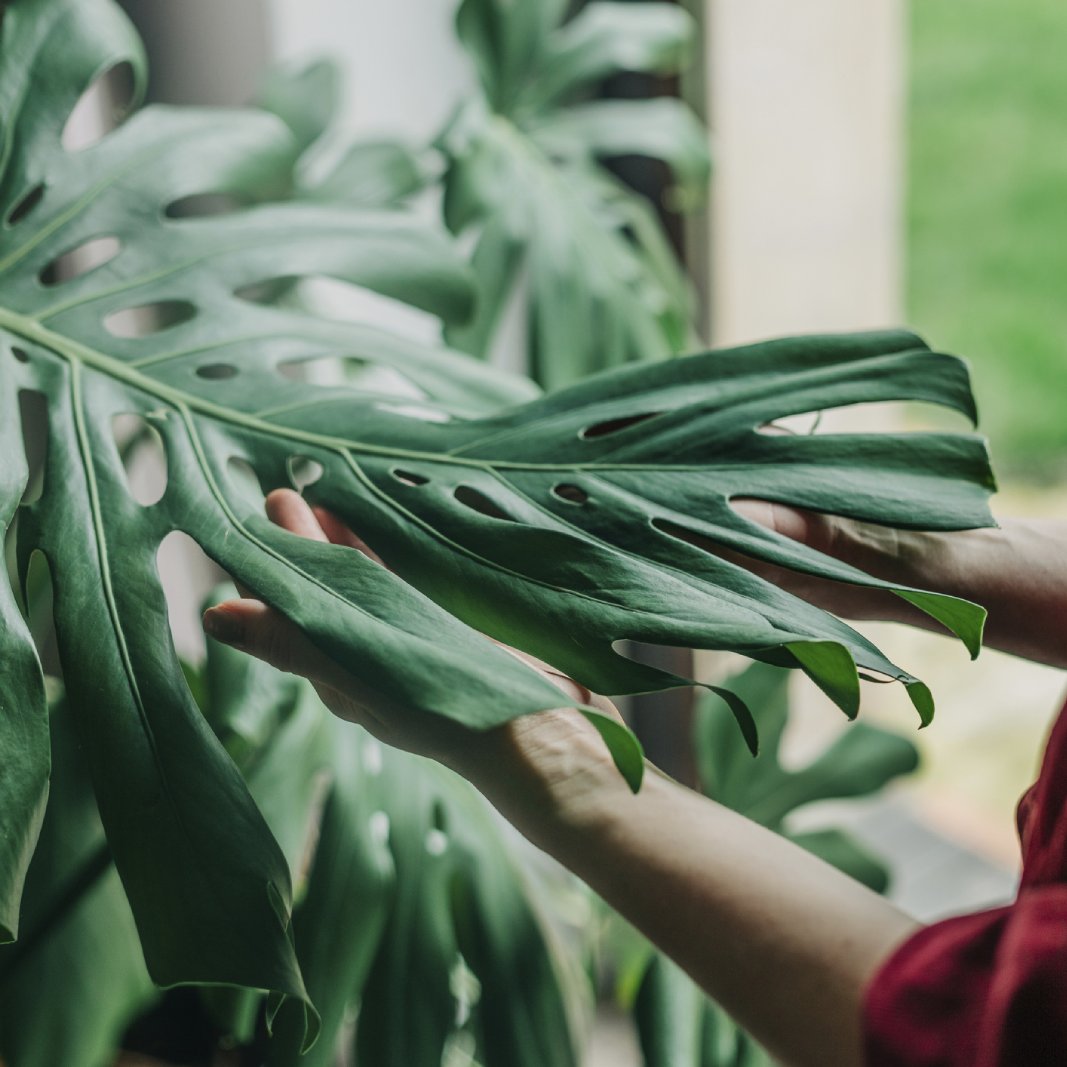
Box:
left=894, top=590, right=987, bottom=661
left=786, top=641, right=861, bottom=720
left=708, top=685, right=759, bottom=757
left=581, top=709, right=645, bottom=792
left=906, top=680, right=936, bottom=728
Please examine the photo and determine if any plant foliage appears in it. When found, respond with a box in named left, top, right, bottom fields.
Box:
left=0, top=0, right=996, bottom=1047
left=440, top=0, right=711, bottom=387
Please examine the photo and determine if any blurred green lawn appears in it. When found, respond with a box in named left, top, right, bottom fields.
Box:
left=909, top=0, right=1067, bottom=484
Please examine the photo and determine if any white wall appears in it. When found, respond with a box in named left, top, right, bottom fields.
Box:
left=267, top=0, right=475, bottom=143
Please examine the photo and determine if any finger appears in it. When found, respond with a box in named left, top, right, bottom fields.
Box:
left=203, top=598, right=364, bottom=699
left=730, top=497, right=819, bottom=546
left=265, top=488, right=329, bottom=542
left=312, top=506, right=385, bottom=565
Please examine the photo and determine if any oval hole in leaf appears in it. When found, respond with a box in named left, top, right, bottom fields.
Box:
left=235, top=276, right=299, bottom=306
left=62, top=61, right=137, bottom=152
left=157, top=531, right=223, bottom=666
left=277, top=354, right=366, bottom=383
left=105, top=300, right=197, bottom=339
left=425, top=828, right=449, bottom=857
left=227, top=457, right=266, bottom=512
left=196, top=363, right=238, bottom=381
left=391, top=469, right=428, bottom=487
left=6, top=183, right=45, bottom=227
left=165, top=192, right=246, bottom=219
left=18, top=390, right=48, bottom=506
left=454, top=485, right=516, bottom=522
left=287, top=455, right=324, bottom=493
left=111, top=413, right=168, bottom=506
left=368, top=810, right=390, bottom=847
left=552, top=483, right=588, bottom=504
left=12, top=346, right=29, bottom=364
left=39, top=235, right=121, bottom=287
left=580, top=411, right=659, bottom=439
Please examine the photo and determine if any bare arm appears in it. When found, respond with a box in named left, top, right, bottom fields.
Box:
left=203, top=490, right=921, bottom=1067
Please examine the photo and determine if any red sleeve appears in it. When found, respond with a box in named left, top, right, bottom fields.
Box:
left=863, top=693, right=1067, bottom=1067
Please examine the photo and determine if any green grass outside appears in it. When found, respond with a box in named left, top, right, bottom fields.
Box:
left=908, top=0, right=1067, bottom=484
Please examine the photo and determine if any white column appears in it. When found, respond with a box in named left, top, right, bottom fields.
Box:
left=706, top=0, right=905, bottom=346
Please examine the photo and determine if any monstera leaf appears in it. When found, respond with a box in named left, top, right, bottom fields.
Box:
left=0, top=0, right=995, bottom=1035
left=440, top=0, right=710, bottom=387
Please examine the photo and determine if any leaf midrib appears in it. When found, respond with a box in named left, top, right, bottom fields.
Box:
left=0, top=303, right=752, bottom=475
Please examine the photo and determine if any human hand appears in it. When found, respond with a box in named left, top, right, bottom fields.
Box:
left=202, top=489, right=629, bottom=833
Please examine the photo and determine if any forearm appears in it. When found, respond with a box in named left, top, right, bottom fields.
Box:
left=464, top=726, right=918, bottom=1067
left=851, top=518, right=1067, bottom=668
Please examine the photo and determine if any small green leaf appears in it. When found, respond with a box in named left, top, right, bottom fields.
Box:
left=582, top=708, right=646, bottom=793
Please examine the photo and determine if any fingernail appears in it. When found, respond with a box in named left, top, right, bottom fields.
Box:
left=203, top=609, right=244, bottom=646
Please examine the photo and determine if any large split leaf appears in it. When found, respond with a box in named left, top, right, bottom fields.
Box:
left=441, top=0, right=710, bottom=388
left=0, top=0, right=552, bottom=1027
left=0, top=0, right=995, bottom=1026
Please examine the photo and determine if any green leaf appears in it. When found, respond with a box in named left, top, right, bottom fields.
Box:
left=635, top=955, right=704, bottom=1067
left=266, top=725, right=396, bottom=1067
left=0, top=359, right=50, bottom=943
left=0, top=696, right=155, bottom=1067
left=530, top=97, right=712, bottom=205
left=351, top=748, right=584, bottom=1067
left=534, top=3, right=696, bottom=109
left=259, top=58, right=341, bottom=156
left=745, top=723, right=921, bottom=829
left=787, top=829, right=892, bottom=895
left=0, top=0, right=993, bottom=1028
left=442, top=0, right=707, bottom=388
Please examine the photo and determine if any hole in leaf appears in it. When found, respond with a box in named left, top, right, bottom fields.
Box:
left=235, top=276, right=299, bottom=306
left=453, top=485, right=515, bottom=522
left=165, top=192, right=246, bottom=219
left=431, top=800, right=449, bottom=834
left=391, top=469, right=428, bottom=487
left=24, top=550, right=61, bottom=677
left=62, top=61, right=137, bottom=152
left=18, top=390, right=48, bottom=506
left=369, top=811, right=391, bottom=847
left=12, top=346, right=29, bottom=364
left=580, top=411, right=659, bottom=440
left=287, top=455, right=324, bottom=493
left=196, top=363, right=238, bottom=381
left=552, top=483, right=588, bottom=504
left=6, top=183, right=44, bottom=227
left=157, top=530, right=223, bottom=666
left=104, top=300, right=196, bottom=339
left=227, top=457, right=266, bottom=512
left=111, top=413, right=168, bottom=506
left=277, top=354, right=368, bottom=384
left=425, top=828, right=449, bottom=857
left=39, top=235, right=121, bottom=287
left=362, top=738, right=383, bottom=776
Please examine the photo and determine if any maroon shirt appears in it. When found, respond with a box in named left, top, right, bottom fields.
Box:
left=864, top=694, right=1067, bottom=1065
